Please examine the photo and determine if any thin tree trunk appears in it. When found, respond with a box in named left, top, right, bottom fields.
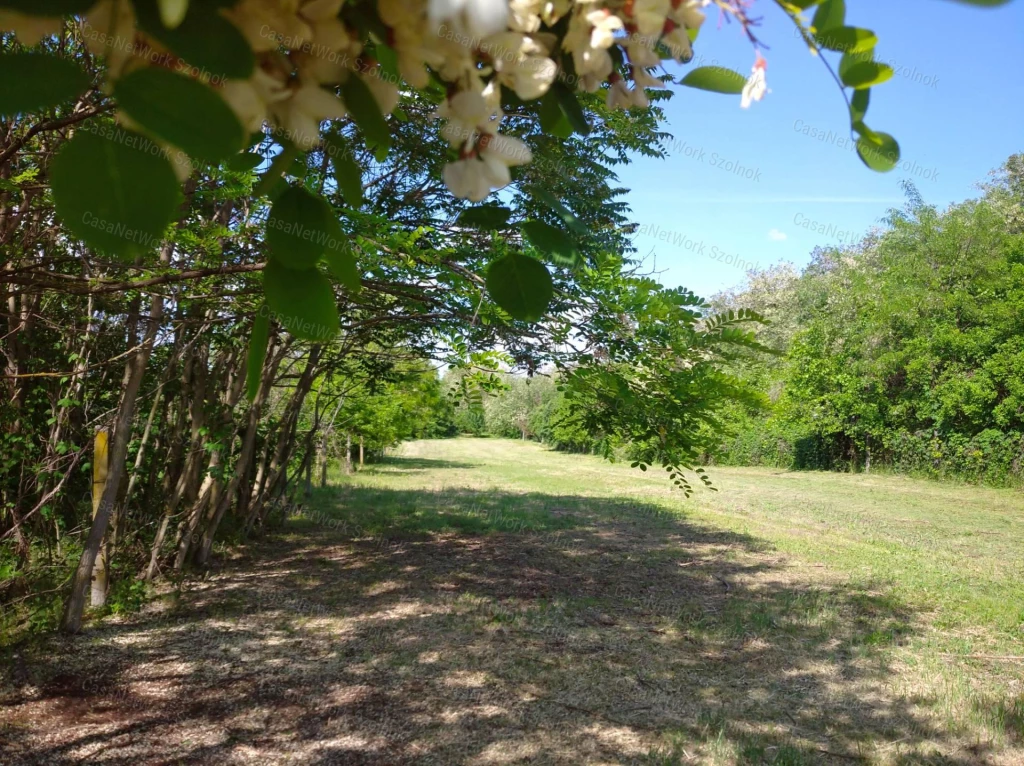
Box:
left=61, top=244, right=171, bottom=633
left=193, top=330, right=282, bottom=567
left=245, top=347, right=321, bottom=530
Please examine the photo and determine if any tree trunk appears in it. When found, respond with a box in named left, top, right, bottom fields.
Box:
left=89, top=429, right=110, bottom=607
left=245, top=347, right=321, bottom=532
left=61, top=244, right=170, bottom=633
left=194, top=330, right=282, bottom=567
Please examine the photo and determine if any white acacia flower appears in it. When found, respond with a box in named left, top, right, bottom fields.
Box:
left=485, top=32, right=557, bottom=100
left=740, top=54, right=768, bottom=109
left=444, top=158, right=493, bottom=201
left=628, top=0, right=671, bottom=38
left=272, top=82, right=348, bottom=149
left=226, top=0, right=312, bottom=53
left=606, top=77, right=632, bottom=110
left=442, top=130, right=531, bottom=201
left=220, top=69, right=289, bottom=134
left=480, top=131, right=531, bottom=169
left=438, top=88, right=491, bottom=146
left=585, top=9, right=623, bottom=50
left=563, top=10, right=613, bottom=85
left=625, top=37, right=661, bottom=69
left=632, top=66, right=662, bottom=90
left=672, top=0, right=708, bottom=32
left=363, top=70, right=401, bottom=115
left=509, top=0, right=543, bottom=32
left=380, top=0, right=443, bottom=88
left=539, top=0, right=572, bottom=26
left=429, top=0, right=509, bottom=40
left=662, top=23, right=694, bottom=64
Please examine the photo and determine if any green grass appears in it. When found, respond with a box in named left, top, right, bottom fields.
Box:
left=10, top=436, right=1021, bottom=764
left=317, top=437, right=1024, bottom=762
left=331, top=438, right=1024, bottom=642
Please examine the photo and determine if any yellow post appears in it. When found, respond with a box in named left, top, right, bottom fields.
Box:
left=90, top=428, right=110, bottom=606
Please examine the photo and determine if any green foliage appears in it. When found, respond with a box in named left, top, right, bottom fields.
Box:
left=0, top=53, right=90, bottom=117
left=114, top=68, right=244, bottom=164
left=50, top=127, right=180, bottom=259
left=266, top=186, right=338, bottom=270
left=520, top=220, right=582, bottom=268
left=262, top=260, right=339, bottom=341
left=132, top=0, right=255, bottom=80
left=485, top=254, right=554, bottom=322
left=679, top=66, right=748, bottom=94
left=712, top=159, right=1024, bottom=485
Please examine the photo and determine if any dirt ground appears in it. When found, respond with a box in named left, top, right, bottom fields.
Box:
left=2, top=442, right=1021, bottom=765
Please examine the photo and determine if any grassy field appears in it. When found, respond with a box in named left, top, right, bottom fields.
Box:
left=3, top=437, right=1023, bottom=764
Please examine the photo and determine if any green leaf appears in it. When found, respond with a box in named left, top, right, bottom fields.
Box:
left=266, top=186, right=337, bottom=270
left=840, top=58, right=894, bottom=89
left=849, top=88, right=870, bottom=123
left=811, top=0, right=845, bottom=33
left=0, top=0, right=94, bottom=13
left=679, top=66, right=748, bottom=95
left=486, top=254, right=554, bottom=322
left=263, top=260, right=339, bottom=342
left=815, top=26, right=877, bottom=54
left=323, top=133, right=363, bottom=207
left=50, top=126, right=179, bottom=259
left=539, top=89, right=572, bottom=139
left=459, top=205, right=511, bottom=230
left=132, top=0, right=254, bottom=81
left=520, top=220, right=581, bottom=268
left=115, top=68, right=244, bottom=163
left=553, top=82, right=591, bottom=136
left=856, top=130, right=900, bottom=172
left=0, top=54, right=90, bottom=117
left=340, top=76, right=391, bottom=155
left=323, top=233, right=361, bottom=292
left=228, top=152, right=264, bottom=172
left=246, top=309, right=270, bottom=401
left=532, top=188, right=588, bottom=236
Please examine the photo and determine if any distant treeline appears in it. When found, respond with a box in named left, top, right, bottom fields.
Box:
left=710, top=156, right=1024, bottom=485
left=442, top=370, right=608, bottom=455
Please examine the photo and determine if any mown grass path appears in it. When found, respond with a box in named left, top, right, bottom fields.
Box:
left=3, top=438, right=1023, bottom=764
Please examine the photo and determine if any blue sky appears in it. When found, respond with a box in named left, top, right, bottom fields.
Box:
left=617, top=0, right=1024, bottom=298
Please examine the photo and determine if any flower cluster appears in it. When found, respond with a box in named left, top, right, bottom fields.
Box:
left=0, top=0, right=766, bottom=201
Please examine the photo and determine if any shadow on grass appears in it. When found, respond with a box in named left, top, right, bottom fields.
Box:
left=0, top=466, right=1007, bottom=764
left=363, top=456, right=481, bottom=473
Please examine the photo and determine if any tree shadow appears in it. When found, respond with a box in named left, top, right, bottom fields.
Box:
left=0, top=479, right=1012, bottom=764
left=361, top=456, right=481, bottom=473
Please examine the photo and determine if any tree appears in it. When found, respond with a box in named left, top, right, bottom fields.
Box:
left=711, top=162, right=1024, bottom=482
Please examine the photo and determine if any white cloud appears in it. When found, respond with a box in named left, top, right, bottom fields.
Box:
left=767, top=228, right=788, bottom=242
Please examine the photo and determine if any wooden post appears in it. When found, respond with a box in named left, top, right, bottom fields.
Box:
left=359, top=436, right=364, bottom=467
left=344, top=432, right=352, bottom=475
left=90, top=428, right=110, bottom=607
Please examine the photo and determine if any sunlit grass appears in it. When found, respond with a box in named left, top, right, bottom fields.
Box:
left=322, top=437, right=1024, bottom=760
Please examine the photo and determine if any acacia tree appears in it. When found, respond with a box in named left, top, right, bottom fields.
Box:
left=0, top=0, right=1007, bottom=635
